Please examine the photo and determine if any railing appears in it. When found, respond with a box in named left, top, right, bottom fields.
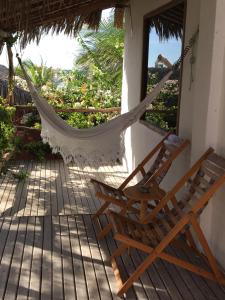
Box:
left=14, top=105, right=177, bottom=131
left=14, top=105, right=121, bottom=130
left=14, top=105, right=121, bottom=114
left=145, top=108, right=177, bottom=114
left=14, top=105, right=177, bottom=117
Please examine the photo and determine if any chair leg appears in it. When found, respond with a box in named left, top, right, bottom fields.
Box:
left=185, top=228, right=198, bottom=250
left=116, top=251, right=157, bottom=296
left=111, top=244, right=128, bottom=292
left=97, top=223, right=113, bottom=240
left=92, top=202, right=110, bottom=220
left=96, top=198, right=136, bottom=239
left=191, top=216, right=223, bottom=282
left=111, top=243, right=128, bottom=259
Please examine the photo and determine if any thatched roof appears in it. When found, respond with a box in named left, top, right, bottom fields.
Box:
left=0, top=0, right=128, bottom=48
left=149, top=1, right=184, bottom=40
left=0, top=65, right=31, bottom=105
left=0, top=0, right=185, bottom=49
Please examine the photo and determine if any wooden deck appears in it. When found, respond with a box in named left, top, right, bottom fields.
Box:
left=0, top=159, right=128, bottom=217
left=0, top=159, right=225, bottom=299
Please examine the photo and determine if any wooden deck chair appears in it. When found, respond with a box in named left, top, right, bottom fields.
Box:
left=91, top=133, right=189, bottom=238
left=108, top=148, right=225, bottom=296
left=91, top=132, right=189, bottom=216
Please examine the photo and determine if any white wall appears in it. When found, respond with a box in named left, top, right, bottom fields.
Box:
left=190, top=0, right=225, bottom=268
left=122, top=0, right=191, bottom=192
left=122, top=0, right=225, bottom=267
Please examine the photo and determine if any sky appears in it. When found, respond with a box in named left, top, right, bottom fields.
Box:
left=0, top=11, right=181, bottom=70
left=0, top=9, right=112, bottom=70
left=148, top=28, right=181, bottom=67
left=0, top=34, right=81, bottom=69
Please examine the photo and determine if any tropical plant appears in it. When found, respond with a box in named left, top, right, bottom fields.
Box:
left=14, top=21, right=124, bottom=132
left=144, top=73, right=179, bottom=131
left=15, top=59, right=55, bottom=89
left=12, top=170, right=29, bottom=181
left=24, top=141, right=51, bottom=161
left=76, top=20, right=124, bottom=84
left=0, top=97, right=15, bottom=160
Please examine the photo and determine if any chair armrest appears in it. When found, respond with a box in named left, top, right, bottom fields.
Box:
left=90, top=178, right=119, bottom=192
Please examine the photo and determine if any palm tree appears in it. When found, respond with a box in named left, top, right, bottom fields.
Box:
left=16, top=59, right=54, bottom=88
left=76, top=20, right=124, bottom=83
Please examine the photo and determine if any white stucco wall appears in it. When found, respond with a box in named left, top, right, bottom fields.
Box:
left=122, top=0, right=225, bottom=267
left=189, top=0, right=225, bottom=268
left=122, top=0, right=191, bottom=192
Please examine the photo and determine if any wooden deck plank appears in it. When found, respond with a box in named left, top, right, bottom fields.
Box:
left=98, top=214, right=138, bottom=299
left=70, top=161, right=86, bottom=214
left=38, top=161, right=46, bottom=216
left=52, top=216, right=64, bottom=300
left=40, top=215, right=53, bottom=300
left=159, top=251, right=195, bottom=299
left=67, top=215, right=89, bottom=299
left=169, top=245, right=208, bottom=300
left=0, top=218, right=19, bottom=299
left=0, top=215, right=223, bottom=299
left=43, top=160, right=52, bottom=216
left=17, top=161, right=33, bottom=217
left=68, top=162, right=83, bottom=214
left=55, top=160, right=65, bottom=215
left=0, top=159, right=225, bottom=299
left=130, top=249, right=162, bottom=300
left=12, top=161, right=28, bottom=216
left=59, top=216, right=77, bottom=300
left=1, top=161, right=22, bottom=217
left=83, top=214, right=114, bottom=299
left=17, top=216, right=36, bottom=300
left=74, top=159, right=94, bottom=214
left=28, top=216, right=43, bottom=300
left=76, top=214, right=101, bottom=300
left=63, top=163, right=77, bottom=214
left=78, top=161, right=100, bottom=214
left=181, top=242, right=224, bottom=299
left=30, top=162, right=41, bottom=217
left=0, top=217, right=11, bottom=260
left=3, top=217, right=28, bottom=300
left=50, top=160, right=58, bottom=216
left=90, top=216, right=124, bottom=300
left=0, top=159, right=129, bottom=217
left=59, top=161, right=72, bottom=215
left=0, top=175, right=16, bottom=217
left=23, top=161, right=35, bottom=217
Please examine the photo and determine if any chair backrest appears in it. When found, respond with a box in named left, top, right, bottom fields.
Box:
left=139, top=134, right=186, bottom=186
left=144, top=149, right=225, bottom=228
left=178, top=152, right=225, bottom=216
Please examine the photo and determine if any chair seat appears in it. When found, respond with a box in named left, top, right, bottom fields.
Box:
left=109, top=210, right=177, bottom=247
left=91, top=179, right=127, bottom=200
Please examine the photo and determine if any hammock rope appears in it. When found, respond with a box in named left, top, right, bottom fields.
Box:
left=16, top=28, right=199, bottom=164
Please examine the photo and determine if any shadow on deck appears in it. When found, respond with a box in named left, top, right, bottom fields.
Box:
left=0, top=159, right=224, bottom=299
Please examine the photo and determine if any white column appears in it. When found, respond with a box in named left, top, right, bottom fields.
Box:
left=190, top=0, right=225, bottom=267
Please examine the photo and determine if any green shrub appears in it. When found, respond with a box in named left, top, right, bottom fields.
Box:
left=24, top=141, right=51, bottom=161
left=67, top=112, right=108, bottom=129
left=0, top=98, right=15, bottom=160
left=145, top=76, right=179, bottom=131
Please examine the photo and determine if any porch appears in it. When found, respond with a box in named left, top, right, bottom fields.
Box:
left=0, top=159, right=224, bottom=299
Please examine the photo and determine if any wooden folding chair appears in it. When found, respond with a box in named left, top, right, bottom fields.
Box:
left=109, top=148, right=225, bottom=296
left=91, top=133, right=189, bottom=238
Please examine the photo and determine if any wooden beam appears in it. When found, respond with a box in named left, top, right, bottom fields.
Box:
left=0, top=29, right=11, bottom=38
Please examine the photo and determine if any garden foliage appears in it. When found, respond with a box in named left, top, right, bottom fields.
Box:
left=0, top=97, right=15, bottom=160
left=144, top=70, right=179, bottom=131
left=11, top=20, right=180, bottom=161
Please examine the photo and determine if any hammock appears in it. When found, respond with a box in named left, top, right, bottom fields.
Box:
left=16, top=28, right=198, bottom=164
left=18, top=58, right=172, bottom=163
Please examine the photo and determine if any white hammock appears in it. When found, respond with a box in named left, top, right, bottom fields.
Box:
left=19, top=59, right=173, bottom=163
